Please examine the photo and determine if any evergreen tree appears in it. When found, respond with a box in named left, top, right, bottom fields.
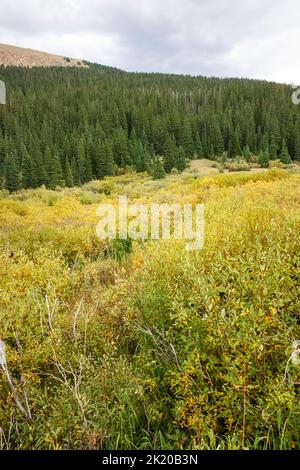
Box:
left=269, top=135, right=278, bottom=160
left=97, top=141, right=115, bottom=178
left=163, top=135, right=176, bottom=173
left=77, top=138, right=92, bottom=183
left=143, top=148, right=153, bottom=175
left=211, top=118, right=224, bottom=157
left=152, top=157, right=166, bottom=180
left=71, top=158, right=80, bottom=186
left=175, top=146, right=187, bottom=172
left=64, top=158, right=74, bottom=187
left=181, top=117, right=194, bottom=157
left=113, top=128, right=129, bottom=167
left=45, top=147, right=64, bottom=189
left=21, top=146, right=33, bottom=189
left=228, top=129, right=242, bottom=157
left=242, top=145, right=252, bottom=162
left=293, top=122, right=300, bottom=162
left=280, top=139, right=291, bottom=164
left=194, top=134, right=203, bottom=157
left=259, top=149, right=270, bottom=168
left=261, top=132, right=270, bottom=154
left=5, top=154, right=20, bottom=192
left=32, top=151, right=46, bottom=188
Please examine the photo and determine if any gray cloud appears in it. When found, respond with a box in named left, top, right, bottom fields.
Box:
left=0, top=0, right=299, bottom=83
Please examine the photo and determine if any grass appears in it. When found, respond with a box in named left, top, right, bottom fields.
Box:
left=0, top=169, right=299, bottom=449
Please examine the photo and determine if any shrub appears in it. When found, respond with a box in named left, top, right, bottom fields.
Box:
left=269, top=159, right=288, bottom=169
left=83, top=180, right=116, bottom=195
left=0, top=172, right=299, bottom=450
left=106, top=238, right=133, bottom=262
left=224, top=160, right=250, bottom=172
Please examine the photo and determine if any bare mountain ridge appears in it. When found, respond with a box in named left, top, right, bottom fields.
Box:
left=0, top=43, right=88, bottom=68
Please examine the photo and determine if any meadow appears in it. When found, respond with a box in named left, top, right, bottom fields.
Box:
left=0, top=168, right=299, bottom=450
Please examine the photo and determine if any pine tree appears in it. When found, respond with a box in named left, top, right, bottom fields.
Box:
left=175, top=146, right=187, bottom=172
left=21, top=146, right=33, bottom=189
left=293, top=121, right=300, bottom=162
left=242, top=145, right=252, bottom=162
left=259, top=149, right=270, bottom=168
left=228, top=129, right=241, bottom=157
left=113, top=128, right=129, bottom=167
left=45, top=146, right=64, bottom=189
left=71, top=158, right=80, bottom=186
left=194, top=134, right=203, bottom=157
left=129, top=129, right=139, bottom=168
left=5, top=154, right=20, bottom=192
left=200, top=124, right=207, bottom=156
left=136, top=142, right=150, bottom=173
left=269, top=135, right=278, bottom=160
left=97, top=141, right=115, bottom=178
left=280, top=139, right=291, bottom=164
left=261, top=132, right=270, bottom=154
left=32, top=151, right=45, bottom=188
left=163, top=135, right=176, bottom=173
left=77, top=138, right=92, bottom=183
left=181, top=118, right=194, bottom=157
left=64, top=158, right=74, bottom=187
left=211, top=118, right=224, bottom=157
left=141, top=129, right=150, bottom=153
left=143, top=149, right=153, bottom=175
left=152, top=156, right=166, bottom=179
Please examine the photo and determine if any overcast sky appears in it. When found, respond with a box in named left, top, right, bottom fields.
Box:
left=0, top=0, right=299, bottom=84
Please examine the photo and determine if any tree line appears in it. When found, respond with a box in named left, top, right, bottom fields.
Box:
left=0, top=64, right=299, bottom=190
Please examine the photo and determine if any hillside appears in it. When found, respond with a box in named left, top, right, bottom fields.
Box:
left=0, top=43, right=88, bottom=68
left=0, top=60, right=299, bottom=192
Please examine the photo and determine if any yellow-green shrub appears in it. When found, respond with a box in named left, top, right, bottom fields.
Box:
left=0, top=172, right=299, bottom=450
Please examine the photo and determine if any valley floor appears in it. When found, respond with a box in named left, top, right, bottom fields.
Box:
left=0, top=169, right=299, bottom=449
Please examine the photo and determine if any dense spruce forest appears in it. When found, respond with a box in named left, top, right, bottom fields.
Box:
left=0, top=63, right=299, bottom=190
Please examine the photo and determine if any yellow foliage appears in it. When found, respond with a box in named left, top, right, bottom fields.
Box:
left=0, top=170, right=299, bottom=449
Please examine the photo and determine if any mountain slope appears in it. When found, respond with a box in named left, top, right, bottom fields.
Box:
left=0, top=43, right=88, bottom=68
left=0, top=44, right=299, bottom=191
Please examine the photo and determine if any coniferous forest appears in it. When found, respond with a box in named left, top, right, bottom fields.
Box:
left=0, top=63, right=300, bottom=191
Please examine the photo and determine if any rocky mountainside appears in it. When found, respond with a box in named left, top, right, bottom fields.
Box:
left=0, top=43, right=88, bottom=68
